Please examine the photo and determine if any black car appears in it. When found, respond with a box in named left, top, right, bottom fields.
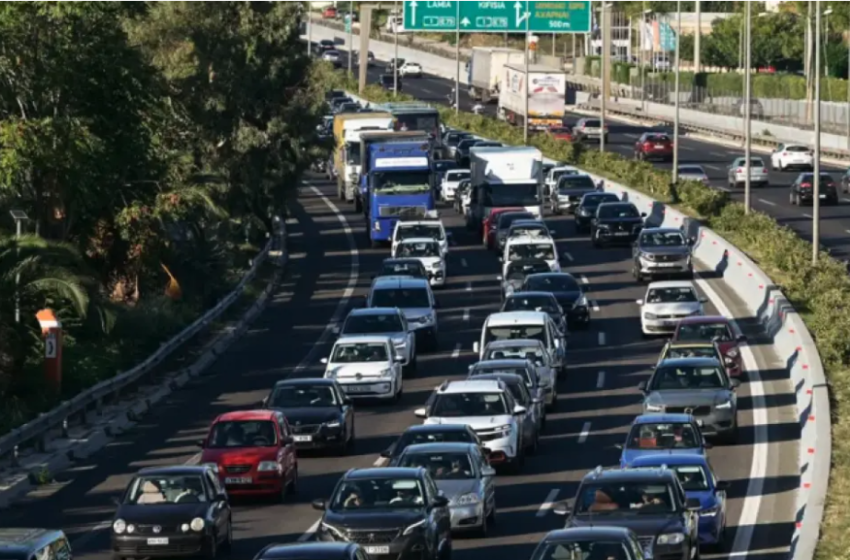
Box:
left=575, top=192, right=621, bottom=233
left=381, top=424, right=483, bottom=466
left=591, top=202, right=645, bottom=247
left=444, top=131, right=472, bottom=158
left=455, top=140, right=501, bottom=167
left=493, top=211, right=535, bottom=252
left=529, top=527, right=643, bottom=560
left=521, top=273, right=590, bottom=328
left=253, top=542, right=369, bottom=560
left=0, top=529, right=72, bottom=560
left=380, top=74, right=402, bottom=93
left=502, top=292, right=567, bottom=335
left=632, top=228, right=694, bottom=282
left=326, top=90, right=348, bottom=103
left=789, top=172, right=839, bottom=206
left=554, top=467, right=701, bottom=560
left=550, top=174, right=598, bottom=215
left=313, top=468, right=452, bottom=560
left=501, top=259, right=551, bottom=301
left=112, top=466, right=233, bottom=559
left=330, top=97, right=354, bottom=112
left=263, top=378, right=355, bottom=454
left=336, top=102, right=360, bottom=115
left=319, top=39, right=336, bottom=51
left=376, top=258, right=429, bottom=280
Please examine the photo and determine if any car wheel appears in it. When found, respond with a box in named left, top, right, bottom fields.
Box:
left=527, top=431, right=539, bottom=455
left=205, top=535, right=218, bottom=560
left=790, top=192, right=797, bottom=205
left=477, top=511, right=489, bottom=537
left=223, top=517, right=233, bottom=551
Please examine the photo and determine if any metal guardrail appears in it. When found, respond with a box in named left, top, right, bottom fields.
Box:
left=0, top=229, right=282, bottom=464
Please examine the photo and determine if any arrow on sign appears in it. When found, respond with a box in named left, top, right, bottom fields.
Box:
left=461, top=17, right=471, bottom=27
left=410, top=0, right=418, bottom=26
left=45, top=332, right=57, bottom=359
left=515, top=1, right=530, bottom=27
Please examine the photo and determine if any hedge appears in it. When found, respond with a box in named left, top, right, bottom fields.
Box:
left=331, top=69, right=850, bottom=559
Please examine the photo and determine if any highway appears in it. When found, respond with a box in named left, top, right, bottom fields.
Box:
left=0, top=167, right=797, bottom=560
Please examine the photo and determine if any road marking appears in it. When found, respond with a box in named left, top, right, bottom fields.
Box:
left=563, top=252, right=574, bottom=262
left=461, top=258, right=468, bottom=268
left=846, top=229, right=850, bottom=235
left=716, top=185, right=732, bottom=192
left=596, top=371, right=606, bottom=389
left=580, top=275, right=589, bottom=285
left=591, top=300, right=600, bottom=312
left=298, top=519, right=322, bottom=542
left=463, top=308, right=470, bottom=321
left=598, top=332, right=606, bottom=346
left=578, top=421, right=592, bottom=443
left=843, top=198, right=850, bottom=203
left=802, top=213, right=813, bottom=218
left=710, top=151, right=726, bottom=158
left=466, top=281, right=472, bottom=292
left=706, top=164, right=721, bottom=172
left=452, top=343, right=462, bottom=358
left=758, top=198, right=777, bottom=207
left=537, top=489, right=560, bottom=517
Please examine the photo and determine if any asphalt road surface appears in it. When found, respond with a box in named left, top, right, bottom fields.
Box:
left=0, top=171, right=798, bottom=560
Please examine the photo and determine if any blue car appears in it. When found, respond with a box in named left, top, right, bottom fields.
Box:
left=616, top=413, right=710, bottom=468
left=628, top=454, right=729, bottom=546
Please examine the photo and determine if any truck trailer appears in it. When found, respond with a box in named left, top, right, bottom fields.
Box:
left=498, top=64, right=566, bottom=130
left=467, top=47, right=525, bottom=104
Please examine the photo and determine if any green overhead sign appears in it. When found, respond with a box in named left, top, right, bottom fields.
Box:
left=402, top=1, right=591, bottom=33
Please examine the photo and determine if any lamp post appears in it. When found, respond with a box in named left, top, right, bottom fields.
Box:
left=455, top=0, right=460, bottom=114
left=600, top=3, right=612, bottom=153
left=641, top=7, right=651, bottom=111
left=347, top=0, right=353, bottom=78
left=524, top=1, right=531, bottom=144
left=672, top=1, right=682, bottom=184
left=394, top=0, right=399, bottom=97
left=813, top=2, right=822, bottom=265
left=306, top=1, right=312, bottom=56
left=743, top=1, right=752, bottom=214
left=10, top=209, right=28, bottom=324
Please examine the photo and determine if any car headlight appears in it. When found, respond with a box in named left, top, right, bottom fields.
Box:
left=374, top=221, right=381, bottom=232
left=496, top=424, right=513, bottom=437
left=577, top=295, right=588, bottom=308
left=716, top=400, right=733, bottom=410
left=380, top=368, right=394, bottom=378
left=597, top=223, right=610, bottom=229
left=321, top=522, right=347, bottom=539
left=325, top=420, right=342, bottom=428
left=181, top=523, right=191, bottom=533
left=727, top=349, right=739, bottom=358
left=579, top=208, right=590, bottom=216
left=258, top=461, right=280, bottom=472
left=645, top=312, right=658, bottom=320
left=418, top=314, right=433, bottom=324
left=642, top=253, right=656, bottom=261
left=688, top=309, right=703, bottom=316
left=701, top=505, right=720, bottom=517
left=454, top=493, right=480, bottom=505
left=432, top=262, right=442, bottom=270
left=645, top=404, right=663, bottom=412
left=201, top=462, right=219, bottom=473
left=402, top=519, right=428, bottom=536
left=190, top=518, right=206, bottom=532
left=113, top=519, right=127, bottom=534
left=325, top=369, right=338, bottom=379
left=657, top=533, right=685, bottom=545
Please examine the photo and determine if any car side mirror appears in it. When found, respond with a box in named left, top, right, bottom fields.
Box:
left=552, top=500, right=572, bottom=516
left=282, top=436, right=294, bottom=446
left=688, top=238, right=696, bottom=246
left=381, top=448, right=393, bottom=458
left=513, top=405, right=527, bottom=416
left=715, top=480, right=730, bottom=491
left=481, top=466, right=496, bottom=477
left=261, top=397, right=269, bottom=408
left=112, top=497, right=121, bottom=507
left=473, top=342, right=480, bottom=353
left=332, top=325, right=341, bottom=335
left=320, top=357, right=329, bottom=365
left=636, top=299, right=644, bottom=306
left=699, top=297, right=708, bottom=303
left=730, top=378, right=742, bottom=389
left=395, top=355, right=404, bottom=363
left=737, top=335, right=748, bottom=343
left=686, top=497, right=702, bottom=511
left=312, top=499, right=327, bottom=511
left=703, top=440, right=713, bottom=449
left=637, top=380, right=648, bottom=392
left=433, top=300, right=440, bottom=309
left=414, top=408, right=427, bottom=418
left=533, top=396, right=544, bottom=404
left=641, top=213, right=648, bottom=218
left=614, top=443, right=624, bottom=450
left=198, top=439, right=206, bottom=448
left=432, top=495, right=450, bottom=508
left=343, top=397, right=353, bottom=405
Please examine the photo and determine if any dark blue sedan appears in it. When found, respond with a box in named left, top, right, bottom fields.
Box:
left=616, top=413, right=710, bottom=468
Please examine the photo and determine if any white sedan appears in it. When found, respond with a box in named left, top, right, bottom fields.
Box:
left=399, top=62, right=423, bottom=77
left=441, top=169, right=470, bottom=202
left=322, top=336, right=403, bottom=401
left=637, top=281, right=706, bottom=337
left=770, top=143, right=814, bottom=172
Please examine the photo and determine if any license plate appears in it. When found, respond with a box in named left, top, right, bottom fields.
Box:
left=820, top=194, right=827, bottom=199
left=613, top=232, right=630, bottom=237
left=293, top=435, right=313, bottom=442
left=346, top=385, right=371, bottom=393
left=643, top=547, right=654, bottom=559
left=654, top=144, right=665, bottom=149
left=661, top=320, right=678, bottom=327
left=365, top=547, right=390, bottom=555
left=225, top=477, right=252, bottom=484
left=656, top=263, right=678, bottom=267
left=147, top=538, right=169, bottom=546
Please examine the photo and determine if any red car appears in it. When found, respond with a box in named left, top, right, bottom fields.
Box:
left=200, top=410, right=298, bottom=500
left=634, top=132, right=673, bottom=162
left=482, top=207, right=524, bottom=250
left=672, top=316, right=748, bottom=377
left=323, top=6, right=337, bottom=18
left=549, top=127, right=573, bottom=142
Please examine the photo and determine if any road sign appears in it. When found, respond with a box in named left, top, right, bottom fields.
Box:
left=403, top=1, right=591, bottom=34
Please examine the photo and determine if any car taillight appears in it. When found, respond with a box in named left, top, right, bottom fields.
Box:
left=782, top=152, right=788, bottom=156
left=737, top=168, right=743, bottom=173
left=761, top=168, right=767, bottom=174
left=801, top=183, right=812, bottom=189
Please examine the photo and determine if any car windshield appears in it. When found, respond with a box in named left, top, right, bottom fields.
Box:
left=664, top=345, right=718, bottom=360
left=344, top=313, right=403, bottom=334
left=398, top=242, right=440, bottom=258
left=331, top=342, right=389, bottom=363
left=432, top=392, right=508, bottom=417
left=499, top=213, right=534, bottom=230
left=483, top=344, right=545, bottom=366
left=641, top=232, right=686, bottom=247
left=644, top=135, right=670, bottom=142
left=508, top=244, right=555, bottom=261
left=332, top=478, right=425, bottom=510
left=472, top=365, right=533, bottom=386
left=504, top=295, right=560, bottom=315
left=484, top=322, right=547, bottom=345
left=735, top=158, right=764, bottom=167
left=526, top=275, right=580, bottom=292
left=397, top=225, right=444, bottom=241
left=651, top=365, right=725, bottom=390
left=536, top=541, right=631, bottom=560
left=551, top=168, right=578, bottom=181
left=671, top=465, right=710, bottom=491
left=676, top=322, right=733, bottom=342
left=207, top=420, right=278, bottom=448
left=447, top=170, right=470, bottom=181
left=581, top=194, right=619, bottom=207
left=558, top=175, right=596, bottom=192
left=128, top=475, right=209, bottom=505
left=626, top=422, right=700, bottom=449
left=678, top=166, right=705, bottom=176
left=576, top=482, right=676, bottom=514
left=510, top=225, right=547, bottom=237
left=598, top=204, right=640, bottom=219
left=380, top=262, right=426, bottom=278
left=398, top=451, right=475, bottom=480
left=269, top=385, right=338, bottom=408
left=373, top=171, right=431, bottom=195
left=646, top=287, right=698, bottom=304
left=786, top=145, right=810, bottom=153
left=372, top=288, right=431, bottom=308
left=582, top=120, right=601, bottom=128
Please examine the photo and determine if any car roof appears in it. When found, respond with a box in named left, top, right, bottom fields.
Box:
left=582, top=467, right=678, bottom=484
left=470, top=373, right=525, bottom=386
left=382, top=258, right=425, bottom=266
left=400, top=442, right=479, bottom=455
left=403, top=424, right=471, bottom=434
left=439, top=379, right=505, bottom=394
left=485, top=311, right=548, bottom=326
left=214, top=410, right=276, bottom=423
left=634, top=413, right=694, bottom=424
left=506, top=291, right=557, bottom=300
left=506, top=235, right=555, bottom=245
left=257, top=543, right=359, bottom=560
left=0, top=529, right=67, bottom=555
left=137, top=465, right=211, bottom=476
left=667, top=341, right=716, bottom=348
left=542, top=527, right=634, bottom=542
left=646, top=280, right=697, bottom=289
left=274, top=378, right=337, bottom=388
left=472, top=359, right=532, bottom=369
left=628, top=454, right=710, bottom=468
left=345, top=467, right=424, bottom=480
left=335, top=335, right=393, bottom=345
left=677, top=315, right=729, bottom=325
left=485, top=338, right=545, bottom=348
left=640, top=227, right=683, bottom=235
left=656, top=357, right=722, bottom=368
left=397, top=221, right=443, bottom=228
left=372, top=276, right=431, bottom=289
left=348, top=307, right=402, bottom=317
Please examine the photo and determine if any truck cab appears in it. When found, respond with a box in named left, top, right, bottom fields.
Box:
left=357, top=131, right=430, bottom=216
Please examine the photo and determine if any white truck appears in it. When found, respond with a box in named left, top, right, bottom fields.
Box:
left=498, top=64, right=567, bottom=130
left=467, top=47, right=526, bottom=104
left=466, top=146, right=544, bottom=232
left=339, top=117, right=393, bottom=202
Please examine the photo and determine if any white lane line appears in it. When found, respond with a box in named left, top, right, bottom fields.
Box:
left=846, top=229, right=850, bottom=235
left=598, top=332, right=607, bottom=346
left=466, top=281, right=472, bottom=292
left=591, top=300, right=600, bottom=313
left=563, top=252, right=574, bottom=263
left=452, top=343, right=462, bottom=358
left=843, top=198, right=850, bottom=203
left=461, top=258, right=468, bottom=268
left=758, top=198, right=777, bottom=207
left=537, top=489, right=561, bottom=517
left=710, top=151, right=726, bottom=158
left=578, top=422, right=592, bottom=443
left=463, top=308, right=470, bottom=321
left=803, top=213, right=813, bottom=218
left=596, top=371, right=606, bottom=389
left=580, top=275, right=589, bottom=285
left=716, top=185, right=732, bottom=193
left=298, top=519, right=322, bottom=542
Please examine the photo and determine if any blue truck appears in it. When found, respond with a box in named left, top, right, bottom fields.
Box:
left=356, top=131, right=428, bottom=216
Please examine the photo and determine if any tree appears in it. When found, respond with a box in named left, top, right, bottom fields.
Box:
left=702, top=11, right=805, bottom=70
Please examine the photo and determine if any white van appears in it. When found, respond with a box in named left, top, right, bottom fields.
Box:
left=502, top=235, right=560, bottom=278
left=391, top=220, right=449, bottom=256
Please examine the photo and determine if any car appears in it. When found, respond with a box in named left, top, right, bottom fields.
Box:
left=673, top=316, right=748, bottom=378
left=329, top=97, right=354, bottom=112
left=367, top=276, right=439, bottom=351
left=637, top=281, right=706, bottom=337
left=399, top=62, right=423, bottom=77
left=553, top=466, right=701, bottom=560
left=477, top=338, right=559, bottom=408
left=639, top=357, right=741, bottom=442
left=492, top=211, right=536, bottom=253
left=502, top=292, right=567, bottom=335
left=322, top=7, right=337, bottom=18
left=393, top=238, right=447, bottom=288
left=528, top=528, right=644, bottom=560
left=482, top=207, right=525, bottom=250
left=355, top=50, right=375, bottom=67
left=657, top=340, right=724, bottom=365
left=550, top=173, right=598, bottom=215
left=444, top=132, right=473, bottom=159
left=376, top=258, right=429, bottom=281
left=467, top=359, right=546, bottom=424
left=627, top=455, right=730, bottom=547
left=727, top=156, right=769, bottom=189
left=111, top=466, right=233, bottom=559
left=770, top=143, right=813, bottom=171
left=677, top=164, right=710, bottom=186
left=386, top=58, right=404, bottom=72
left=632, top=227, right=694, bottom=281
left=322, top=50, right=343, bottom=68
left=199, top=410, right=298, bottom=499
left=634, top=132, right=673, bottom=162
left=392, top=220, right=449, bottom=257
left=325, top=90, right=347, bottom=102
left=548, top=127, right=574, bottom=142
left=841, top=167, right=850, bottom=194
left=506, top=219, right=554, bottom=242
left=253, top=542, right=369, bottom=560
left=335, top=102, right=360, bottom=115
left=616, top=414, right=710, bottom=467
left=335, top=308, right=417, bottom=372
left=591, top=202, right=646, bottom=247
left=544, top=165, right=580, bottom=197
left=499, top=259, right=551, bottom=301
left=440, top=169, right=470, bottom=202
left=572, top=118, right=608, bottom=143
left=520, top=273, right=590, bottom=329
left=312, top=468, right=452, bottom=560
left=454, top=137, right=482, bottom=167
left=379, top=74, right=403, bottom=92
left=732, top=97, right=764, bottom=118
left=0, top=529, right=72, bottom=560
left=476, top=311, right=566, bottom=381
left=318, top=39, right=336, bottom=51
left=502, top=235, right=560, bottom=275
left=467, top=373, right=542, bottom=453
left=415, top=379, right=528, bottom=472
left=322, top=336, right=404, bottom=402
left=455, top=179, right=472, bottom=214
left=261, top=379, right=355, bottom=454
left=382, top=424, right=485, bottom=466
left=395, top=443, right=497, bottom=535
left=574, top=191, right=620, bottom=233
left=789, top=172, right=839, bottom=206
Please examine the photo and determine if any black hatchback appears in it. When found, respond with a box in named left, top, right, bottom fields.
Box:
left=790, top=172, right=839, bottom=206
left=253, top=542, right=368, bottom=560
left=382, top=424, right=483, bottom=466
left=591, top=202, right=646, bottom=247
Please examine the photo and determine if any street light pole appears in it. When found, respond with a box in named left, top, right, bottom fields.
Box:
left=306, top=1, right=312, bottom=56
left=394, top=0, right=399, bottom=98
left=600, top=3, right=610, bottom=153
left=9, top=210, right=28, bottom=324
left=524, top=1, right=530, bottom=144
left=347, top=0, right=353, bottom=78
left=744, top=0, right=752, bottom=214
left=813, top=2, right=822, bottom=265
left=455, top=0, right=460, bottom=114
left=694, top=0, right=701, bottom=74
left=672, top=1, right=682, bottom=184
